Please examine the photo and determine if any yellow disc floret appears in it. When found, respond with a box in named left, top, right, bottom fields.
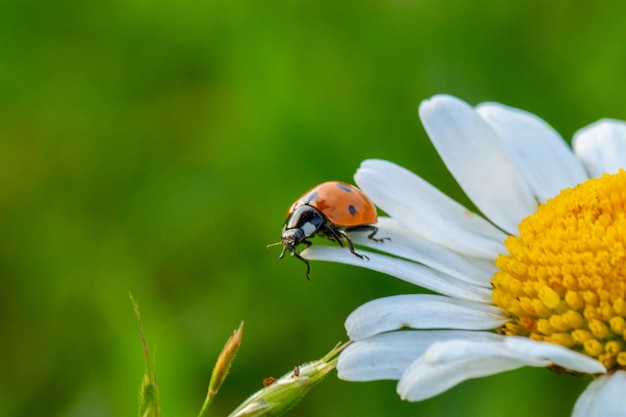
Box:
left=492, top=170, right=626, bottom=371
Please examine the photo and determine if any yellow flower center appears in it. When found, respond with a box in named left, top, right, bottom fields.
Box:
left=492, top=170, right=626, bottom=371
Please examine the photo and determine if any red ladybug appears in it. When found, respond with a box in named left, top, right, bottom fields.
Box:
left=271, top=181, right=387, bottom=279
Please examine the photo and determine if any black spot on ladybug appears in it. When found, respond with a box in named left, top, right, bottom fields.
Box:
left=348, top=204, right=356, bottom=215
left=336, top=183, right=352, bottom=192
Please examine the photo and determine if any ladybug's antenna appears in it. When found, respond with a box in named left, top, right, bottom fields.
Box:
left=267, top=241, right=288, bottom=259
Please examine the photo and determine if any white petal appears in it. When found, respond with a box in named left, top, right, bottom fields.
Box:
left=397, top=336, right=605, bottom=401
left=419, top=95, right=537, bottom=234
left=337, top=330, right=502, bottom=381
left=499, top=336, right=605, bottom=373
left=573, top=119, right=626, bottom=177
left=398, top=341, right=525, bottom=401
left=477, top=103, right=587, bottom=202
left=355, top=159, right=507, bottom=259
left=345, top=294, right=508, bottom=340
left=350, top=217, right=497, bottom=288
left=572, top=371, right=626, bottom=417
left=302, top=245, right=492, bottom=303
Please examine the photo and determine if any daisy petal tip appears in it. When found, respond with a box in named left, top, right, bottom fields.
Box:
left=418, top=94, right=468, bottom=118
left=572, top=370, right=626, bottom=417
left=572, top=118, right=626, bottom=176
left=576, top=118, right=626, bottom=137
left=355, top=159, right=394, bottom=177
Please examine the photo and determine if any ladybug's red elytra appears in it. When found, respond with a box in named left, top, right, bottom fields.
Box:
left=270, top=181, right=388, bottom=279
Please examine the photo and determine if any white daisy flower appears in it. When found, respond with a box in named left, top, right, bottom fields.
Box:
left=302, top=95, right=626, bottom=416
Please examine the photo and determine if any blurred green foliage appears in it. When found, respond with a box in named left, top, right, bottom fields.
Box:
left=1, top=1, right=626, bottom=416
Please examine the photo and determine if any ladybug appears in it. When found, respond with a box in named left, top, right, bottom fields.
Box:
left=270, top=181, right=387, bottom=279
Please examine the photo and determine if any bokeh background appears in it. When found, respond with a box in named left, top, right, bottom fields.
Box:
left=2, top=1, right=626, bottom=416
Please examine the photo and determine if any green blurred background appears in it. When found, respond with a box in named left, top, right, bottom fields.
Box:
left=2, top=1, right=625, bottom=416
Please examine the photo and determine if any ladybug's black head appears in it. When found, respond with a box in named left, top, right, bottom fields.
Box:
left=281, top=205, right=324, bottom=248
left=268, top=205, right=325, bottom=279
left=278, top=205, right=324, bottom=257
left=280, top=228, right=304, bottom=256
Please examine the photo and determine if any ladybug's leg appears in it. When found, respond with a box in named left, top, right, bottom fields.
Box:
left=293, top=252, right=311, bottom=280
left=289, top=245, right=312, bottom=280
left=337, top=230, right=369, bottom=261
left=291, top=250, right=311, bottom=281
left=322, top=225, right=345, bottom=247
left=323, top=224, right=372, bottom=261
left=367, top=226, right=390, bottom=243
left=347, top=225, right=390, bottom=243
